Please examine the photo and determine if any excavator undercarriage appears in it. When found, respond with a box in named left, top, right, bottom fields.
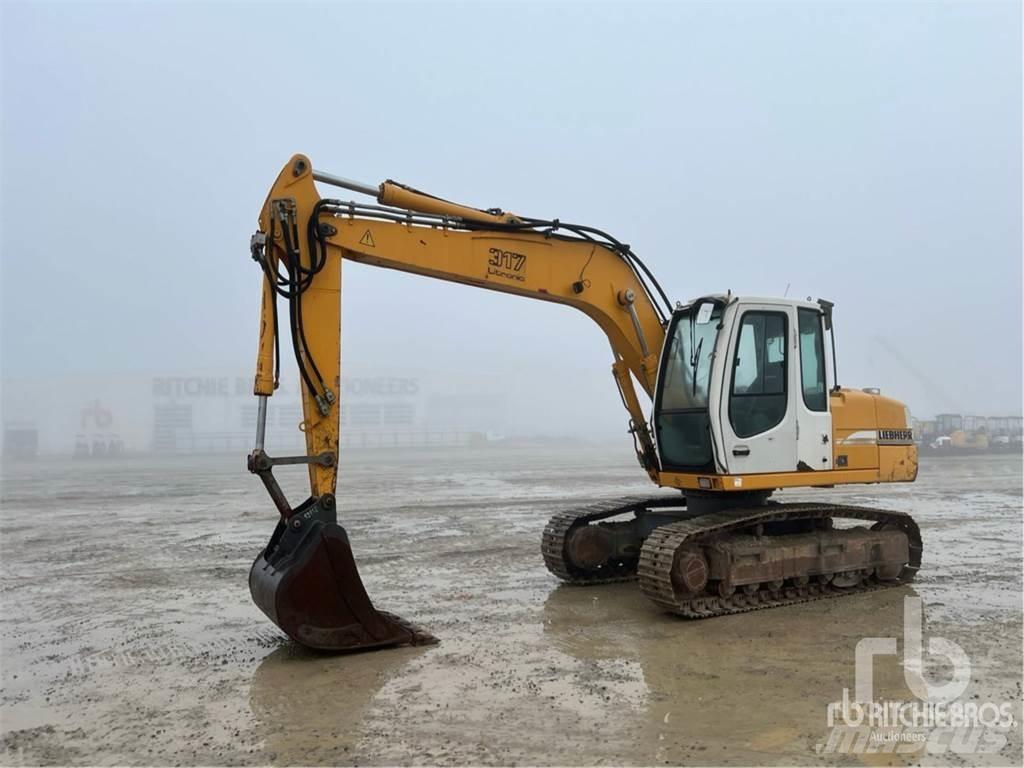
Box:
left=543, top=497, right=920, bottom=618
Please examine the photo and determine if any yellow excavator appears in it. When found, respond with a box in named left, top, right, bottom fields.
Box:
left=246, top=155, right=921, bottom=651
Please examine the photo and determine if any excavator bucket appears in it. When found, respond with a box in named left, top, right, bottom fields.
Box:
left=249, top=495, right=435, bottom=651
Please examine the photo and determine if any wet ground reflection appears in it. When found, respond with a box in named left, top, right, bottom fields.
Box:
left=542, top=582, right=918, bottom=763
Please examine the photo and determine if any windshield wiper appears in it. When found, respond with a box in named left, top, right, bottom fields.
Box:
left=690, top=336, right=703, bottom=396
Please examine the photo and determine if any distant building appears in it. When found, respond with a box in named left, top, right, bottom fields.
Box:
left=962, top=415, right=987, bottom=433
left=2, top=422, right=38, bottom=461
left=987, top=416, right=1009, bottom=434
left=912, top=419, right=938, bottom=439
left=936, top=413, right=963, bottom=435
left=980, top=416, right=1023, bottom=437
left=1, top=369, right=510, bottom=455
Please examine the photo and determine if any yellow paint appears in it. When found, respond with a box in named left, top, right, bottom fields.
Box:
left=377, top=181, right=522, bottom=226
left=661, top=467, right=900, bottom=492
left=254, top=155, right=661, bottom=497
left=251, top=155, right=918, bottom=502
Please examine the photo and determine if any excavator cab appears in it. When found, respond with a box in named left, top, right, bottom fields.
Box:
left=653, top=295, right=838, bottom=479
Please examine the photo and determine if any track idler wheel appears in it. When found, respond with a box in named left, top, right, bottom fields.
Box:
left=672, top=548, right=709, bottom=596
left=566, top=525, right=616, bottom=570
left=249, top=495, right=436, bottom=652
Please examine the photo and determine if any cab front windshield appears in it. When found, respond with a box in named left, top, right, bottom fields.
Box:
left=661, top=302, right=721, bottom=409
left=655, top=301, right=722, bottom=470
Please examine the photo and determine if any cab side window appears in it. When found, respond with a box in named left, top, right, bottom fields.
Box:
left=730, top=311, right=788, bottom=438
left=798, top=308, right=827, bottom=411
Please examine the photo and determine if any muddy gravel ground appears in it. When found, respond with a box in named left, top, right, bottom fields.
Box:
left=1, top=444, right=1021, bottom=766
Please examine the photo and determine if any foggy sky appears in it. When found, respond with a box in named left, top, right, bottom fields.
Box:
left=1, top=1, right=1021, bottom=436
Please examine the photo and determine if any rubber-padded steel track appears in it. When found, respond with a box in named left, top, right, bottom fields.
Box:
left=541, top=496, right=686, bottom=585
left=637, top=502, right=922, bottom=618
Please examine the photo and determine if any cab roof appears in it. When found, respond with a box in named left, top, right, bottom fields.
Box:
left=678, top=294, right=828, bottom=313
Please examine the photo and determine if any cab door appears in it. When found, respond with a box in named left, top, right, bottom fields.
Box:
left=719, top=303, right=798, bottom=474
left=795, top=307, right=832, bottom=470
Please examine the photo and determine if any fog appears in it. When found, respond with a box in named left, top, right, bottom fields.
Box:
left=1, top=1, right=1020, bottom=451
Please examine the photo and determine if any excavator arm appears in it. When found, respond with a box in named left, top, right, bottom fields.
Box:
left=245, top=154, right=671, bottom=650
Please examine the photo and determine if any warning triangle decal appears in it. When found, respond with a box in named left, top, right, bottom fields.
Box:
left=359, top=229, right=376, bottom=247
